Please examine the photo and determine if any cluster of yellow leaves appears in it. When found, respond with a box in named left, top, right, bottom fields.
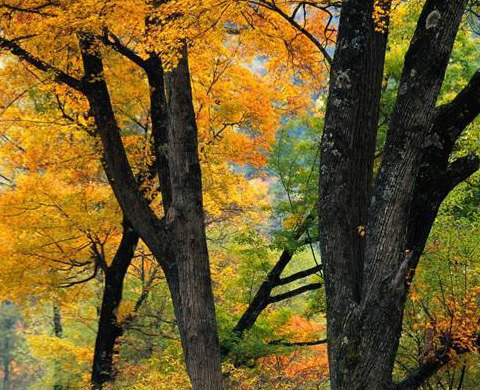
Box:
left=0, top=0, right=321, bottom=223
left=373, top=0, right=414, bottom=33
left=113, top=349, right=191, bottom=390
left=0, top=102, right=120, bottom=301
left=27, top=333, right=93, bottom=387
left=373, top=0, right=391, bottom=33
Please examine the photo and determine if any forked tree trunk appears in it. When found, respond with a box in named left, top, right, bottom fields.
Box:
left=319, top=1, right=479, bottom=389
left=78, top=35, right=223, bottom=390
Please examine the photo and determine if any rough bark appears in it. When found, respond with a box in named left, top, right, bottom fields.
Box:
left=318, top=0, right=390, bottom=387
left=319, top=1, right=479, bottom=389
left=163, top=44, right=223, bottom=390
left=359, top=3, right=469, bottom=388
left=102, top=30, right=223, bottom=388
left=406, top=69, right=480, bottom=272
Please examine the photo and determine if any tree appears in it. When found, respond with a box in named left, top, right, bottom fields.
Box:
left=0, top=2, right=319, bottom=388
left=0, top=12, right=222, bottom=390
left=0, top=303, right=25, bottom=390
left=53, top=305, right=63, bottom=390
left=0, top=303, right=16, bottom=390
left=318, top=1, right=480, bottom=389
left=231, top=124, right=323, bottom=339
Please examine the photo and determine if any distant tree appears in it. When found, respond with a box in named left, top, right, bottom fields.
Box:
left=0, top=303, right=21, bottom=390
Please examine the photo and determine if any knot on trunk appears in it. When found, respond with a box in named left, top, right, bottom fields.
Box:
left=165, top=206, right=180, bottom=226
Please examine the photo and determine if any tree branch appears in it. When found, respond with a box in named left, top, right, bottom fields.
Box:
left=231, top=213, right=317, bottom=337
left=257, top=0, right=333, bottom=65
left=395, top=335, right=480, bottom=390
left=0, top=37, right=83, bottom=91
left=442, top=154, right=480, bottom=191
left=100, top=29, right=147, bottom=69
left=268, top=338, right=327, bottom=347
left=434, top=68, right=480, bottom=144
left=268, top=282, right=322, bottom=304
left=77, top=33, right=167, bottom=265
left=60, top=264, right=99, bottom=287
left=276, top=264, right=322, bottom=286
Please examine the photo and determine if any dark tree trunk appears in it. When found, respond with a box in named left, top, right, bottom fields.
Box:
left=53, top=305, right=63, bottom=338
left=144, top=53, right=189, bottom=347
left=319, top=0, right=389, bottom=387
left=319, top=1, right=479, bottom=389
left=145, top=49, right=222, bottom=386
left=90, top=219, right=139, bottom=390
left=78, top=35, right=223, bottom=389
left=53, top=305, right=63, bottom=390
left=162, top=44, right=223, bottom=390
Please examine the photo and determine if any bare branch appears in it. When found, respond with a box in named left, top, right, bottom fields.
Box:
left=253, top=0, right=333, bottom=65
left=276, top=264, right=322, bottom=286
left=268, top=282, right=322, bottom=304
left=268, top=338, right=327, bottom=347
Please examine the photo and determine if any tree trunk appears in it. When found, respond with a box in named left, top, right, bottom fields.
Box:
left=2, top=352, right=9, bottom=390
left=78, top=35, right=223, bottom=389
left=319, top=0, right=389, bottom=387
left=319, top=1, right=477, bottom=389
left=145, top=49, right=222, bottom=387
left=91, top=219, right=139, bottom=390
left=53, top=305, right=63, bottom=390
left=163, top=44, right=224, bottom=390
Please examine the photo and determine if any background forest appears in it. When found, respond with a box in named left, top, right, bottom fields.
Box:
left=1, top=1, right=480, bottom=389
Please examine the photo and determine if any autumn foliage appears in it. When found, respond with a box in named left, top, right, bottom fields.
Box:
left=1, top=1, right=480, bottom=390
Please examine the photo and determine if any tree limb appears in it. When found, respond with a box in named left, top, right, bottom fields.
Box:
left=276, top=264, right=322, bottom=286
left=442, top=154, right=480, bottom=191
left=0, top=37, right=83, bottom=91
left=101, top=29, right=147, bottom=69
left=268, top=338, right=327, bottom=347
left=268, top=282, right=322, bottom=304
left=395, top=335, right=480, bottom=390
left=434, top=69, right=480, bottom=144
left=254, top=0, right=333, bottom=65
